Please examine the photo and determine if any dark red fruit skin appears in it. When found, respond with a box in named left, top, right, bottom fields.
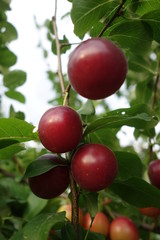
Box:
left=148, top=160, right=160, bottom=189
left=110, top=216, right=139, bottom=240
left=29, top=154, right=69, bottom=199
left=71, top=143, right=118, bottom=192
left=38, top=106, right=83, bottom=153
left=68, top=38, right=128, bottom=100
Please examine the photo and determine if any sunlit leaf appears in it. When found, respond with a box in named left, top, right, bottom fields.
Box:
left=0, top=118, right=38, bottom=147
left=84, top=104, right=158, bottom=135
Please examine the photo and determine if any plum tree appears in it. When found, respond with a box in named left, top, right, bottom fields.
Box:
left=71, top=143, right=118, bottom=191
left=28, top=154, right=69, bottom=199
left=38, top=106, right=83, bottom=153
left=68, top=38, right=128, bottom=100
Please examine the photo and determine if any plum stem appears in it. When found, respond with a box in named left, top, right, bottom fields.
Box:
left=98, top=0, right=127, bottom=37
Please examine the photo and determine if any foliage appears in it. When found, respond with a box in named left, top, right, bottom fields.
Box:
left=0, top=0, right=160, bottom=240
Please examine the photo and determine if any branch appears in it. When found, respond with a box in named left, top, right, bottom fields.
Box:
left=98, top=0, right=127, bottom=37
left=69, top=170, right=79, bottom=239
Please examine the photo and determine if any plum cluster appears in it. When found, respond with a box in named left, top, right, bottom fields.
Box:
left=29, top=38, right=128, bottom=200
left=49, top=203, right=139, bottom=240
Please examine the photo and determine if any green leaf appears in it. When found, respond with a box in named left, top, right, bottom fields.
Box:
left=5, top=90, right=26, bottom=103
left=0, top=143, right=25, bottom=160
left=71, top=0, right=116, bottom=38
left=108, top=20, right=152, bottom=55
left=0, top=21, right=18, bottom=43
left=0, top=178, right=29, bottom=202
left=0, top=233, right=6, bottom=240
left=128, top=54, right=156, bottom=75
left=115, top=152, right=143, bottom=180
left=142, top=10, right=160, bottom=43
left=89, top=128, right=120, bottom=150
left=3, top=70, right=27, bottom=89
left=84, top=104, right=158, bottom=135
left=23, top=193, right=48, bottom=219
left=0, top=47, right=17, bottom=67
left=134, top=78, right=154, bottom=105
left=87, top=232, right=105, bottom=240
left=23, top=158, right=61, bottom=179
left=9, top=105, right=25, bottom=120
left=10, top=212, right=65, bottom=240
left=61, top=222, right=77, bottom=240
left=78, top=100, right=95, bottom=115
left=0, top=118, right=38, bottom=146
left=136, top=0, right=160, bottom=15
left=110, top=177, right=160, bottom=208
left=81, top=191, right=98, bottom=218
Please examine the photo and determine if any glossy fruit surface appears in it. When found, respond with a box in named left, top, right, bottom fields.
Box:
left=139, top=207, right=160, bottom=218
left=83, top=212, right=110, bottom=237
left=71, top=143, right=118, bottom=191
left=57, top=204, right=84, bottom=226
left=148, top=160, right=160, bottom=189
left=110, top=216, right=139, bottom=240
left=38, top=106, right=82, bottom=153
left=68, top=38, right=127, bottom=100
left=29, top=154, right=69, bottom=199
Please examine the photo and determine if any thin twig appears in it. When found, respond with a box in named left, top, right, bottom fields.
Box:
left=98, top=0, right=127, bottom=37
left=52, top=0, right=65, bottom=96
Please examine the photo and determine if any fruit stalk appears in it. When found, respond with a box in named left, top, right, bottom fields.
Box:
left=69, top=169, right=79, bottom=239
